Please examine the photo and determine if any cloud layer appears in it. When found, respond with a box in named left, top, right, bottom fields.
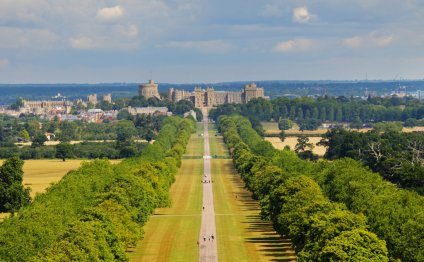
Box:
left=0, top=0, right=423, bottom=82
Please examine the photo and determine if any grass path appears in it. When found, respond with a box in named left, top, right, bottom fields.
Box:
left=210, top=126, right=297, bottom=262
left=129, top=124, right=204, bottom=262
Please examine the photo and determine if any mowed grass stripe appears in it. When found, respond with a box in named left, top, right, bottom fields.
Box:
left=208, top=124, right=229, bottom=157
left=210, top=127, right=296, bottom=262
left=185, top=122, right=204, bottom=157
left=129, top=134, right=203, bottom=261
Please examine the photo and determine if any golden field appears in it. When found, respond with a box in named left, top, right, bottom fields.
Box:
left=265, top=137, right=327, bottom=157
left=0, top=159, right=121, bottom=198
left=261, top=121, right=424, bottom=135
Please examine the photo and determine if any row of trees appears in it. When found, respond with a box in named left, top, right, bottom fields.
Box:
left=218, top=115, right=389, bottom=261
left=219, top=115, right=424, bottom=261
left=210, top=96, right=424, bottom=130
left=0, top=114, right=164, bottom=144
left=0, top=116, right=195, bottom=261
left=321, top=128, right=424, bottom=194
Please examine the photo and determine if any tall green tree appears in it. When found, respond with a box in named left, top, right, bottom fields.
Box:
left=0, top=157, right=30, bottom=213
left=55, top=142, right=74, bottom=161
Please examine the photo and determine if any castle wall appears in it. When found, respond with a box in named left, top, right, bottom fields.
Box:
left=169, top=83, right=265, bottom=108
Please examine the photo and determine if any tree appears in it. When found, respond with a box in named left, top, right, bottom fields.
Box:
left=55, top=142, right=73, bottom=161
left=31, top=133, right=48, bottom=148
left=320, top=229, right=388, bottom=262
left=278, top=118, right=292, bottom=130
left=295, top=136, right=314, bottom=153
left=9, top=98, right=24, bottom=111
left=117, top=109, right=132, bottom=120
left=116, top=120, right=137, bottom=148
left=278, top=131, right=286, bottom=142
left=194, top=108, right=203, bottom=122
left=405, top=118, right=418, bottom=127
left=97, top=101, right=113, bottom=111
left=350, top=118, right=363, bottom=129
left=173, top=100, right=194, bottom=115
left=18, top=129, right=30, bottom=141
left=373, top=122, right=403, bottom=133
left=298, top=118, right=321, bottom=131
left=58, top=121, right=80, bottom=142
left=0, top=157, right=30, bottom=213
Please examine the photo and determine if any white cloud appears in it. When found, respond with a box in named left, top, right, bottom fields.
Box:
left=117, top=24, right=139, bottom=38
left=164, top=40, right=232, bottom=53
left=69, top=37, right=95, bottom=49
left=96, top=6, right=124, bottom=22
left=273, top=39, right=315, bottom=53
left=293, top=6, right=311, bottom=24
left=0, top=59, right=9, bottom=68
left=342, top=32, right=394, bottom=48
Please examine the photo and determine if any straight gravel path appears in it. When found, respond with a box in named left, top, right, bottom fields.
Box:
left=199, top=109, right=218, bottom=262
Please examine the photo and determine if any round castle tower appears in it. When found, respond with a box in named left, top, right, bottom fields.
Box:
left=139, top=80, right=161, bottom=99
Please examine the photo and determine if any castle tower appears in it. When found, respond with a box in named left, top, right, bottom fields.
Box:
left=87, top=94, right=97, bottom=105
left=243, top=83, right=264, bottom=103
left=103, top=94, right=112, bottom=103
left=139, top=80, right=161, bottom=99
left=206, top=87, right=215, bottom=107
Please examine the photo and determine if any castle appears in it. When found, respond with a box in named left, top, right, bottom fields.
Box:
left=168, top=83, right=266, bottom=108
left=21, top=99, right=72, bottom=114
left=139, top=80, right=161, bottom=99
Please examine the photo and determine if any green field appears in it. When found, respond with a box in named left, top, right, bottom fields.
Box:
left=128, top=127, right=204, bottom=261
left=208, top=125, right=229, bottom=157
left=184, top=122, right=204, bottom=157
left=210, top=127, right=296, bottom=262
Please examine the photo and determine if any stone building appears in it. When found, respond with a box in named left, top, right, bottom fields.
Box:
left=103, top=94, right=112, bottom=103
left=126, top=106, right=170, bottom=116
left=87, top=94, right=97, bottom=105
left=168, top=83, right=266, bottom=108
left=139, top=80, right=161, bottom=99
left=21, top=99, right=72, bottom=114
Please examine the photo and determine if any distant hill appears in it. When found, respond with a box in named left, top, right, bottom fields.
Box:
left=1, top=80, right=424, bottom=105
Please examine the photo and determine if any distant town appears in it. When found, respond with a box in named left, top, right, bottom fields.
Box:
left=0, top=80, right=267, bottom=123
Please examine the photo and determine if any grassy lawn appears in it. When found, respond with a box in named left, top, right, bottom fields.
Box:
left=128, top=136, right=203, bottom=261
left=185, top=122, right=204, bottom=157
left=210, top=127, right=296, bottom=262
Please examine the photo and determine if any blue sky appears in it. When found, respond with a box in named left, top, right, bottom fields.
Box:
left=0, top=0, right=423, bottom=83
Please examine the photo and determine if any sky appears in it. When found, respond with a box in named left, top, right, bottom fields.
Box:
left=0, top=0, right=424, bottom=83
